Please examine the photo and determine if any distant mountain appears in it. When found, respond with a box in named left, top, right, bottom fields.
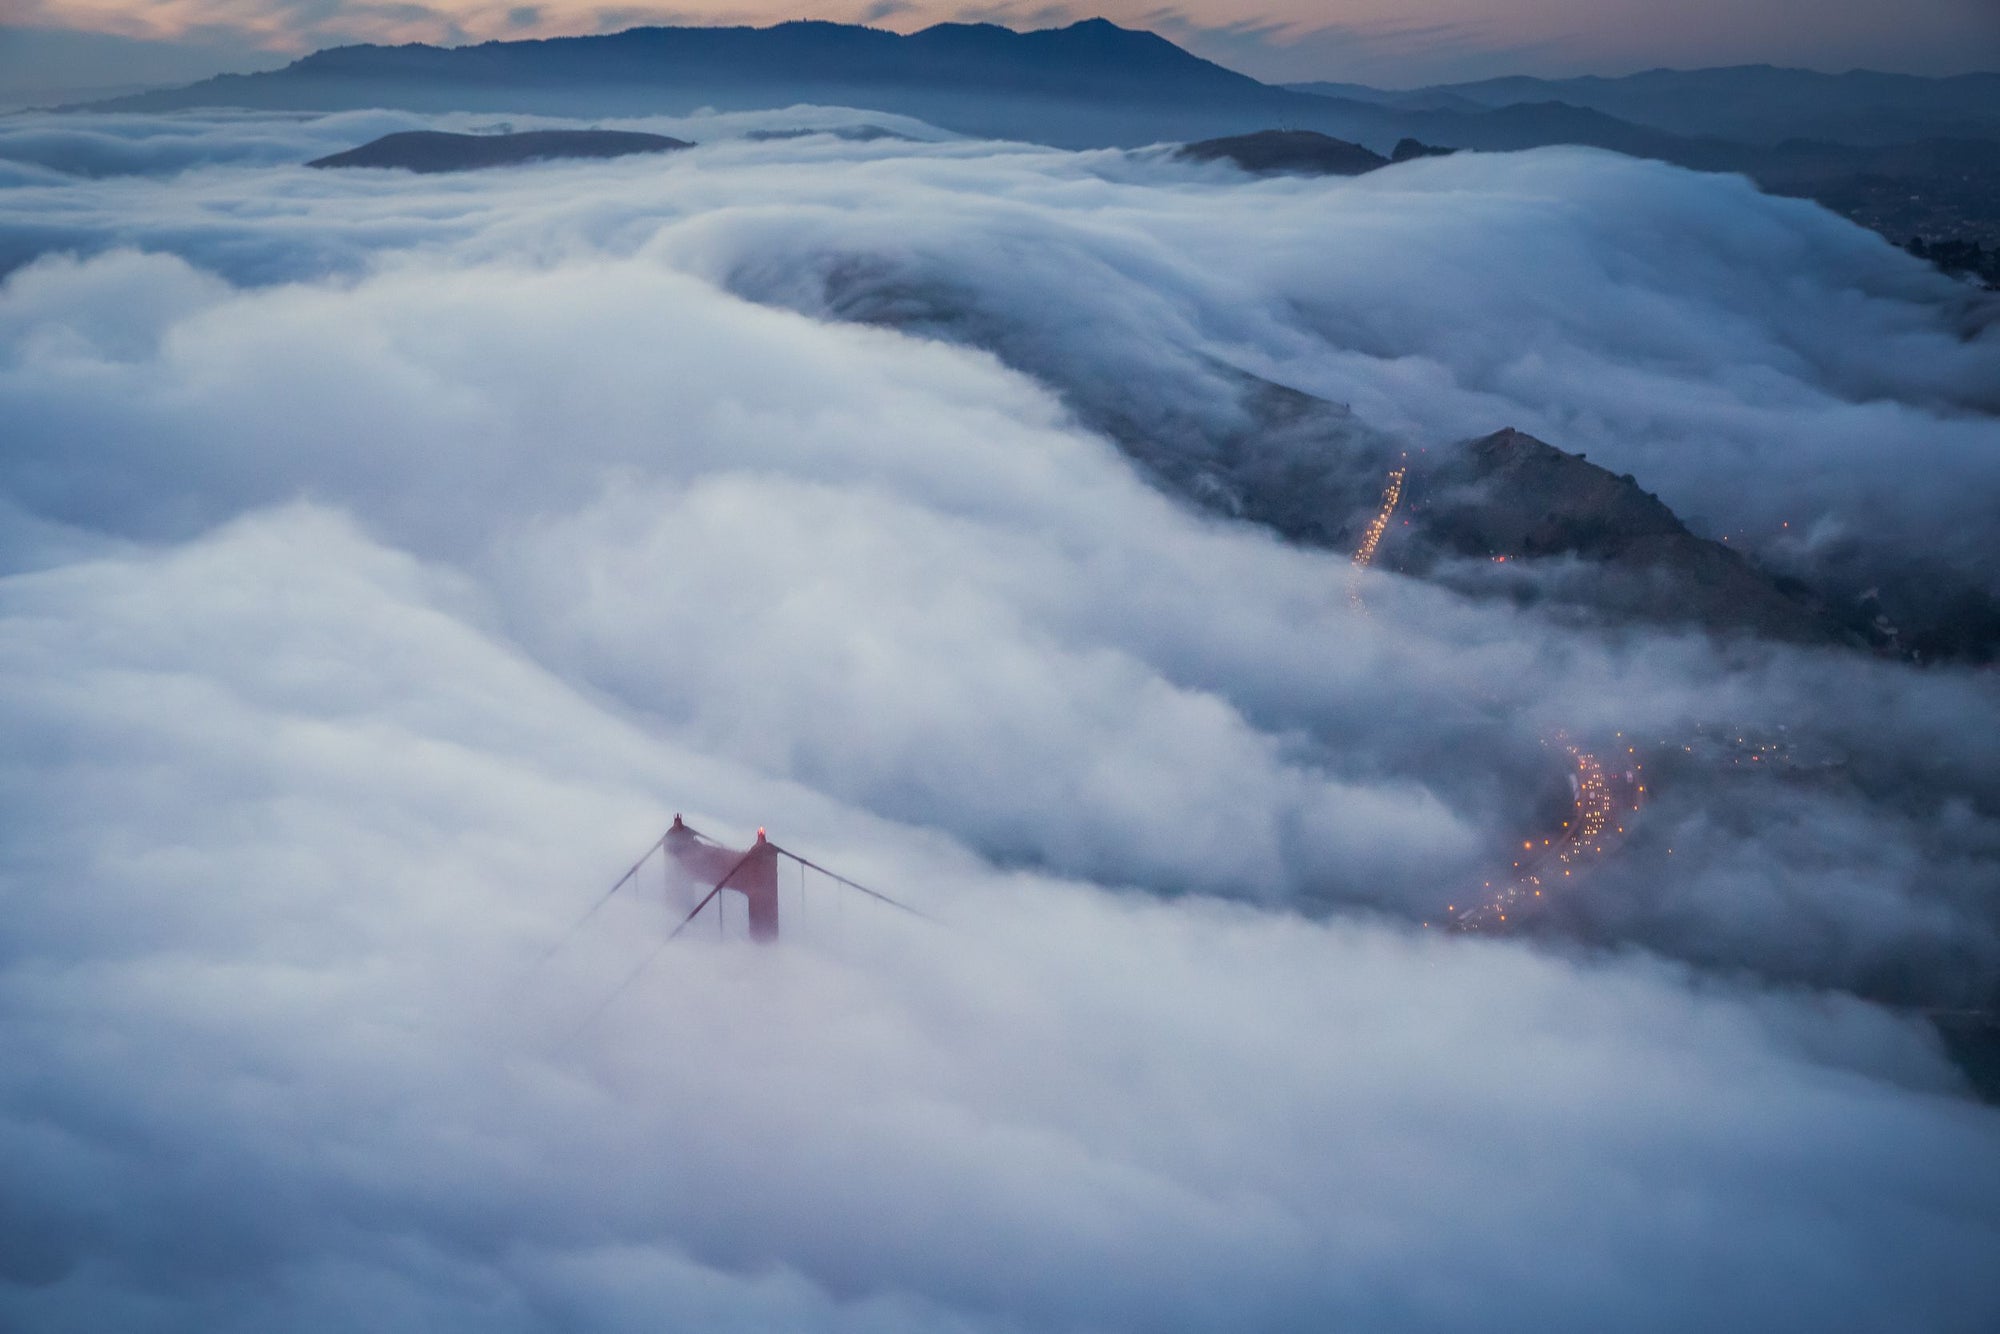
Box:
left=88, top=18, right=1705, bottom=158
left=1270, top=62, right=2000, bottom=264
left=94, top=19, right=1293, bottom=146
left=1274, top=81, right=1491, bottom=116
left=307, top=129, right=690, bottom=171
left=91, top=20, right=2000, bottom=259
left=1174, top=131, right=1463, bottom=178
left=1738, top=136, right=2000, bottom=252
left=1177, top=130, right=1386, bottom=175
left=1289, top=66, right=2000, bottom=147
left=1181, top=116, right=2000, bottom=255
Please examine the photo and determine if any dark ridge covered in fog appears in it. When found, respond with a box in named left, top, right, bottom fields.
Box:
left=76, top=18, right=2000, bottom=263
left=1, top=106, right=1997, bottom=1330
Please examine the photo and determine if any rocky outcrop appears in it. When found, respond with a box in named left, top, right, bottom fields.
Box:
left=1400, top=429, right=1862, bottom=645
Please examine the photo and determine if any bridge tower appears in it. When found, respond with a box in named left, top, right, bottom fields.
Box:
left=663, top=814, right=781, bottom=941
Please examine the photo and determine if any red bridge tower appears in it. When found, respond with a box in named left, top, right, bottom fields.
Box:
left=663, top=814, right=781, bottom=942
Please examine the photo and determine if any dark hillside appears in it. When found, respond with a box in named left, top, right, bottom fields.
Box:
left=306, top=128, right=690, bottom=171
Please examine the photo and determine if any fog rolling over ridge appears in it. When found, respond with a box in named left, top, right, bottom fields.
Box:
left=76, top=17, right=2000, bottom=268
left=2, top=81, right=2000, bottom=1334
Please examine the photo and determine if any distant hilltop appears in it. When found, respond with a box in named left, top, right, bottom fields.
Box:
left=1173, top=130, right=1457, bottom=175
left=1177, top=130, right=1388, bottom=175
left=307, top=129, right=691, bottom=172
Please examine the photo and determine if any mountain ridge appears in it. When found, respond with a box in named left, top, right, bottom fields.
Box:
left=1288, top=65, right=2000, bottom=146
left=305, top=128, right=691, bottom=171
left=78, top=22, right=2000, bottom=300
left=77, top=18, right=1718, bottom=160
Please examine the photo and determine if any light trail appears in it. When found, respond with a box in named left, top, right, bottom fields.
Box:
left=1425, top=721, right=1840, bottom=934
left=1352, top=466, right=1405, bottom=572
left=1435, top=735, right=1644, bottom=934
left=1347, top=462, right=1406, bottom=611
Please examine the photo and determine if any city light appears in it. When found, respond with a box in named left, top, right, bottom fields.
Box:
left=1351, top=466, right=1406, bottom=574
left=1347, top=463, right=1407, bottom=611
left=1442, top=737, right=1638, bottom=934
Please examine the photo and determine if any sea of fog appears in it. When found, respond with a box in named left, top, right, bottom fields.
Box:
left=2, top=106, right=1998, bottom=1331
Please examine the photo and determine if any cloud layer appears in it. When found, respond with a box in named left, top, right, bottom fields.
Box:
left=1, top=110, right=1998, bottom=1329
left=4, top=516, right=1997, bottom=1331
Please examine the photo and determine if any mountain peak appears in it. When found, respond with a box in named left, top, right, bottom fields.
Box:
left=103, top=15, right=1276, bottom=129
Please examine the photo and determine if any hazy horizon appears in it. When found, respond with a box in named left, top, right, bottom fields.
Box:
left=4, top=0, right=1999, bottom=111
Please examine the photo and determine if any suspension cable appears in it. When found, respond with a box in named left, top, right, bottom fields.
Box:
left=769, top=844, right=935, bottom=922
left=536, top=816, right=748, bottom=968
left=557, top=843, right=759, bottom=1048
left=534, top=831, right=667, bottom=965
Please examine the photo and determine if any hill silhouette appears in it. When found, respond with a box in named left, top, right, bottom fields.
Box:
left=307, top=128, right=690, bottom=171
left=92, top=19, right=1702, bottom=156
left=1177, top=130, right=1388, bottom=175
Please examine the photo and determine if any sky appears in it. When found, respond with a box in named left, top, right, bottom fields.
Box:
left=1, top=106, right=1998, bottom=1326
left=3, top=0, right=1998, bottom=101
